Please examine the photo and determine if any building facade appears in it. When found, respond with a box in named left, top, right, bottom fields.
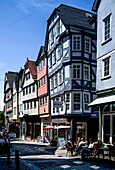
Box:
left=36, top=46, right=51, bottom=142
left=20, top=59, right=40, bottom=140
left=45, top=4, right=98, bottom=142
left=90, top=0, right=115, bottom=145
left=4, top=71, right=18, bottom=133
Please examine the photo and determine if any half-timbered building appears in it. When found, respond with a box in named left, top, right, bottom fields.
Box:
left=20, top=58, right=40, bottom=140
left=45, top=4, right=98, bottom=142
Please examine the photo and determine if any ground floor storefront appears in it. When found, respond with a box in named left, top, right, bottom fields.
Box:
left=20, top=115, right=41, bottom=141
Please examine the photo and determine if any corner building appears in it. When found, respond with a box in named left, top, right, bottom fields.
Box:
left=45, top=4, right=98, bottom=142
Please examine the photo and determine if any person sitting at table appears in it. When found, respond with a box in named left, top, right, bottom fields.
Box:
left=80, top=138, right=94, bottom=160
left=75, top=137, right=87, bottom=155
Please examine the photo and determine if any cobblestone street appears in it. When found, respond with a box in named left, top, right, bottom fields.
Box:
left=0, top=141, right=115, bottom=170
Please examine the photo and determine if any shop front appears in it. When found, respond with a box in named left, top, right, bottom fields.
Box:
left=102, top=105, right=115, bottom=144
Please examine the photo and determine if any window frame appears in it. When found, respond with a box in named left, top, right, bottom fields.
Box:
left=73, top=64, right=81, bottom=79
left=84, top=64, right=90, bottom=81
left=103, top=14, right=111, bottom=43
left=72, top=35, right=81, bottom=51
left=83, top=92, right=90, bottom=112
left=73, top=93, right=81, bottom=111
left=84, top=36, right=91, bottom=53
left=102, top=56, right=111, bottom=78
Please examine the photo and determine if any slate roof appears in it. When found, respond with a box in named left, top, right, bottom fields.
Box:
left=25, top=59, right=37, bottom=79
left=5, top=71, right=17, bottom=89
left=36, top=46, right=45, bottom=64
left=48, top=4, right=95, bottom=31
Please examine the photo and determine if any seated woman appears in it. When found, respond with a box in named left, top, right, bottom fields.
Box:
left=80, top=138, right=94, bottom=160
left=75, top=137, right=87, bottom=155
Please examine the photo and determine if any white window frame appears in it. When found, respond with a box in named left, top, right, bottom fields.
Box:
left=50, top=77, right=53, bottom=90
left=54, top=74, right=57, bottom=88
left=102, top=56, right=111, bottom=78
left=84, top=36, right=91, bottom=53
left=84, top=64, right=90, bottom=81
left=48, top=55, right=52, bottom=68
left=73, top=92, right=81, bottom=111
left=83, top=92, right=90, bottom=112
left=57, top=45, right=62, bottom=60
left=102, top=14, right=111, bottom=42
left=52, top=51, right=56, bottom=65
left=58, top=69, right=63, bottom=85
left=55, top=20, right=60, bottom=37
left=73, top=64, right=81, bottom=79
left=72, top=35, right=81, bottom=51
left=65, top=93, right=70, bottom=111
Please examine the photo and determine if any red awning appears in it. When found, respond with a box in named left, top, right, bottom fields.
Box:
left=43, top=126, right=54, bottom=130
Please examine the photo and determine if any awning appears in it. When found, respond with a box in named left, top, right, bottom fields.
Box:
left=43, top=125, right=54, bottom=130
left=54, top=125, right=70, bottom=129
left=88, top=95, right=115, bottom=106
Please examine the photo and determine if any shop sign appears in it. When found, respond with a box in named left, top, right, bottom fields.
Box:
left=52, top=118, right=67, bottom=123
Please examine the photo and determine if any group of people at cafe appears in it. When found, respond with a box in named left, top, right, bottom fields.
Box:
left=66, top=136, right=103, bottom=159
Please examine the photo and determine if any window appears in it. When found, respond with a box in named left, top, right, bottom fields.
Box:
left=54, top=74, right=57, bottom=87
left=56, top=98, right=59, bottom=113
left=25, top=73, right=30, bottom=81
left=55, top=21, right=60, bottom=37
left=26, top=87, right=28, bottom=95
left=73, top=93, right=80, bottom=110
left=104, top=15, right=111, bottom=41
left=103, top=57, right=110, bottom=77
left=52, top=51, right=56, bottom=65
left=49, top=55, right=52, bottom=68
left=34, top=101, right=36, bottom=108
left=61, top=95, right=64, bottom=111
left=66, top=93, right=70, bottom=110
left=72, top=35, right=81, bottom=50
left=50, top=29, right=54, bottom=44
left=29, top=86, right=31, bottom=94
left=73, top=64, right=81, bottom=79
left=30, top=101, right=32, bottom=109
left=50, top=77, right=53, bottom=89
left=59, top=70, right=63, bottom=84
left=27, top=102, right=29, bottom=110
left=44, top=96, right=47, bottom=104
left=43, top=58, right=45, bottom=67
left=32, top=84, right=35, bottom=92
left=24, top=103, right=26, bottom=110
left=43, top=76, right=46, bottom=85
left=14, top=107, right=16, bottom=115
left=13, top=94, right=16, bottom=102
left=84, top=65, right=90, bottom=80
left=23, top=89, right=25, bottom=96
left=85, top=36, right=91, bottom=53
left=84, top=93, right=90, bottom=111
left=57, top=45, right=62, bottom=60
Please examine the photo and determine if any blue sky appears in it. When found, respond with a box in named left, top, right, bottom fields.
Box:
left=0, top=0, right=94, bottom=110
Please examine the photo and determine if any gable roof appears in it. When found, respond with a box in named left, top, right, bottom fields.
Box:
left=48, top=4, right=95, bottom=31
left=4, top=71, right=17, bottom=89
left=36, top=46, right=45, bottom=64
left=92, top=0, right=101, bottom=12
left=25, top=59, right=37, bottom=79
